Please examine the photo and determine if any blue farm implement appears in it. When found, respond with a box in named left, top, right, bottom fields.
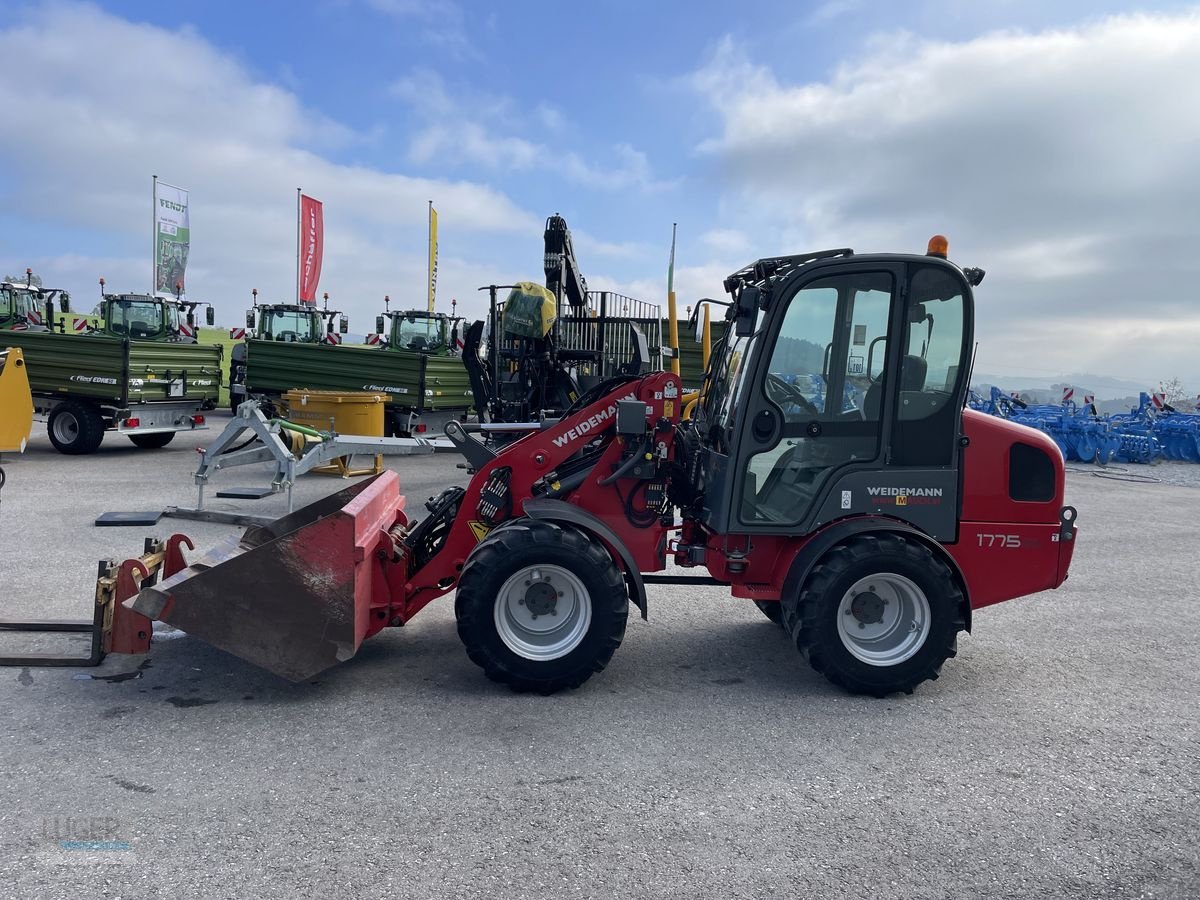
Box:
left=971, top=389, right=1200, bottom=465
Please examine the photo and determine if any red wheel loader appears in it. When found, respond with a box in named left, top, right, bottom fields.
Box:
left=44, top=238, right=1078, bottom=696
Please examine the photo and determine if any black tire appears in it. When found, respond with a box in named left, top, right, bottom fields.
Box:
left=754, top=600, right=785, bottom=626
left=47, top=401, right=106, bottom=455
left=128, top=432, right=175, bottom=449
left=780, top=534, right=966, bottom=697
left=455, top=520, right=629, bottom=694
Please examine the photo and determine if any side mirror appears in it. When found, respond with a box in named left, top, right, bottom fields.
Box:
left=375, top=315, right=385, bottom=335
left=245, top=310, right=255, bottom=329
left=206, top=306, right=215, bottom=326
left=339, top=316, right=348, bottom=334
left=60, top=292, right=71, bottom=313
left=734, top=286, right=761, bottom=337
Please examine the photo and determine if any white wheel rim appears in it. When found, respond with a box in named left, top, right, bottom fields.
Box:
left=494, top=564, right=592, bottom=661
left=836, top=572, right=931, bottom=667
left=52, top=411, right=80, bottom=444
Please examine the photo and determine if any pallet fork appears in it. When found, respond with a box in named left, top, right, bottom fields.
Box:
left=0, top=536, right=191, bottom=667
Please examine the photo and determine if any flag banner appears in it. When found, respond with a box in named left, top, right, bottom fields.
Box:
left=298, top=194, right=324, bottom=304
left=428, top=204, right=438, bottom=312
left=155, top=181, right=189, bottom=293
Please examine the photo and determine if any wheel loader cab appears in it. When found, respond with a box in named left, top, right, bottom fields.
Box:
left=701, top=253, right=973, bottom=542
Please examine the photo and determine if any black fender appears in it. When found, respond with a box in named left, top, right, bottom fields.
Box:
left=521, top=498, right=648, bottom=620
left=781, top=516, right=972, bottom=633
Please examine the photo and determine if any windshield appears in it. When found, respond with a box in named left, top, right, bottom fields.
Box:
left=393, top=316, right=445, bottom=352
left=263, top=310, right=319, bottom=341
left=109, top=299, right=165, bottom=339
left=2, top=287, right=42, bottom=322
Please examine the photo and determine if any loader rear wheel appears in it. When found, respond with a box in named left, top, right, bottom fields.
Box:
left=128, top=432, right=175, bottom=449
left=455, top=521, right=628, bottom=694
left=47, top=401, right=105, bottom=455
left=781, top=534, right=965, bottom=697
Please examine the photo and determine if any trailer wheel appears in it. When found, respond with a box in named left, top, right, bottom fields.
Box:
left=47, top=401, right=105, bottom=455
left=455, top=521, right=628, bottom=694
left=782, top=534, right=966, bottom=697
left=128, top=432, right=175, bottom=449
left=754, top=600, right=784, bottom=626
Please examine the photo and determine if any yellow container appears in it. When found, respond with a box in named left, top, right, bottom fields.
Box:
left=282, top=390, right=386, bottom=476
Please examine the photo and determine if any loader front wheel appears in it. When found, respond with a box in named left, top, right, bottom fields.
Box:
left=782, top=534, right=966, bottom=697
left=455, top=521, right=628, bottom=694
left=47, top=401, right=105, bottom=455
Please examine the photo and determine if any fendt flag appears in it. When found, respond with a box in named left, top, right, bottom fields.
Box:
left=298, top=193, right=324, bottom=304
left=154, top=180, right=189, bottom=293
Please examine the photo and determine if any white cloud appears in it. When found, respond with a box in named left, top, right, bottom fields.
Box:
left=690, top=14, right=1200, bottom=383
left=389, top=70, right=676, bottom=191
left=699, top=228, right=751, bottom=255
left=0, top=4, right=539, bottom=327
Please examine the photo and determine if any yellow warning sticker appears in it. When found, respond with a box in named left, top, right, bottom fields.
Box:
left=663, top=399, right=674, bottom=418
left=469, top=521, right=491, bottom=542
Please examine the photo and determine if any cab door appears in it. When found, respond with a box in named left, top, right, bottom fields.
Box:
left=732, top=263, right=902, bottom=531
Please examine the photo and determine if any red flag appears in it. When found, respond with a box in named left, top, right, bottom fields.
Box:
left=298, top=194, right=324, bottom=304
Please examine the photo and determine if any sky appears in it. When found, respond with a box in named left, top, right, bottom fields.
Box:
left=0, top=0, right=1198, bottom=389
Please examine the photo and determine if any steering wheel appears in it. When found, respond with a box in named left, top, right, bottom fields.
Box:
left=765, top=373, right=820, bottom=416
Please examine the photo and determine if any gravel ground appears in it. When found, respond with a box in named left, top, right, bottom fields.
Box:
left=0, top=413, right=1197, bottom=899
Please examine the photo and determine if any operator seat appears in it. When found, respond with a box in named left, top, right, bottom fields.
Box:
left=863, top=354, right=928, bottom=419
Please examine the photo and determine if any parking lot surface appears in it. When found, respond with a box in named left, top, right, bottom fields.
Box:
left=1, top=413, right=1197, bottom=898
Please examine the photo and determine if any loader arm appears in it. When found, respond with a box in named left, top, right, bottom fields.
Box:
left=391, top=371, right=683, bottom=619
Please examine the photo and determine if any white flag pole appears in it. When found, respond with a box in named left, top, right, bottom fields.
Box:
left=151, top=174, right=158, bottom=296
left=295, top=188, right=302, bottom=304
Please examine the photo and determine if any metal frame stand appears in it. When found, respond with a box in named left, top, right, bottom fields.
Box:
left=165, top=402, right=441, bottom=524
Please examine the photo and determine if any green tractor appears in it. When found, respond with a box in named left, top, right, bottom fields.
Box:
left=89, top=278, right=214, bottom=343
left=0, top=270, right=70, bottom=332
left=368, top=297, right=462, bottom=355
left=228, top=289, right=349, bottom=413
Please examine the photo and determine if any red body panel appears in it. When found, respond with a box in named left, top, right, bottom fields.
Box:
left=677, top=407, right=1076, bottom=611
left=394, top=372, right=684, bottom=619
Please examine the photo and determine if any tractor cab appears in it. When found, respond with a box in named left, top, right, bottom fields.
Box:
left=241, top=291, right=348, bottom=343
left=696, top=239, right=982, bottom=540
left=0, top=272, right=70, bottom=331
left=99, top=287, right=214, bottom=343
left=374, top=309, right=460, bottom=354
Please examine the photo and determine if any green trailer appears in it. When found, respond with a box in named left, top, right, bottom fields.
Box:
left=1, top=330, right=223, bottom=454
left=242, top=339, right=472, bottom=436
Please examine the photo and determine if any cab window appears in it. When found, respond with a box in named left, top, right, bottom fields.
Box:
left=892, top=266, right=968, bottom=466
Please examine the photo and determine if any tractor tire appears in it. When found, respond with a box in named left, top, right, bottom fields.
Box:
left=128, top=432, right=175, bottom=449
left=754, top=600, right=785, bottom=626
left=455, top=520, right=629, bottom=694
left=47, top=401, right=106, bottom=455
left=781, top=534, right=966, bottom=697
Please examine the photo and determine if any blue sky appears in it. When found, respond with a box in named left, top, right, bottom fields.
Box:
left=2, top=0, right=1199, bottom=389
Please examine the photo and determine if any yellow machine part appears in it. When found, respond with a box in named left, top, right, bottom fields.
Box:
left=502, top=282, right=557, bottom=339
left=0, top=347, right=34, bottom=454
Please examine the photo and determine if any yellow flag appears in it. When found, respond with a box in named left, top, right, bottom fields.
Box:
left=428, top=203, right=438, bottom=312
